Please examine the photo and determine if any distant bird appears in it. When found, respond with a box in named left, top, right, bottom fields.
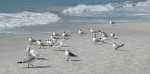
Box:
left=101, top=31, right=109, bottom=38
left=17, top=46, right=47, bottom=68
left=110, top=33, right=115, bottom=37
left=52, top=32, right=60, bottom=36
left=78, top=29, right=84, bottom=35
left=62, top=31, right=70, bottom=39
left=45, top=40, right=54, bottom=47
left=27, top=37, right=36, bottom=45
left=62, top=32, right=67, bottom=37
left=36, top=40, right=48, bottom=49
left=65, top=49, right=77, bottom=61
left=109, top=20, right=115, bottom=24
left=90, top=28, right=101, bottom=33
left=110, top=33, right=118, bottom=39
left=92, top=33, right=100, bottom=43
left=112, top=42, right=124, bottom=50
left=54, top=39, right=65, bottom=48
left=49, top=35, right=57, bottom=42
left=90, top=28, right=95, bottom=33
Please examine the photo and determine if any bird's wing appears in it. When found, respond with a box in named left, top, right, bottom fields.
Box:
left=69, top=52, right=77, bottom=57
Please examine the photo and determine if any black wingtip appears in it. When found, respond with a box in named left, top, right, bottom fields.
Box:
left=17, top=61, right=23, bottom=63
left=69, top=52, right=78, bottom=57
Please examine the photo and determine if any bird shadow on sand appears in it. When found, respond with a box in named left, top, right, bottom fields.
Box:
left=70, top=59, right=81, bottom=62
left=116, top=49, right=128, bottom=52
left=55, top=49, right=65, bottom=52
left=62, top=45, right=71, bottom=47
left=23, top=65, right=51, bottom=69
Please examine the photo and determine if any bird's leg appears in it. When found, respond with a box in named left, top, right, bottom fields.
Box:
left=66, top=56, right=70, bottom=61
left=27, top=63, right=30, bottom=68
left=30, top=64, right=34, bottom=67
left=39, top=45, right=41, bottom=49
left=27, top=63, right=34, bottom=68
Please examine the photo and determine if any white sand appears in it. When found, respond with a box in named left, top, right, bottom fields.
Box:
left=0, top=22, right=150, bottom=74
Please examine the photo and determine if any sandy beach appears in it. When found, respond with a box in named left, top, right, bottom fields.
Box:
left=0, top=22, right=150, bottom=74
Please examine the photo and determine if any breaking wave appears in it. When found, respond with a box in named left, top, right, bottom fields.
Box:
left=0, top=11, right=61, bottom=29
left=62, top=4, right=114, bottom=16
left=62, top=0, right=150, bottom=16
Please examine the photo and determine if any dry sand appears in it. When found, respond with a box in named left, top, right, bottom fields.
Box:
left=0, top=22, right=150, bottom=74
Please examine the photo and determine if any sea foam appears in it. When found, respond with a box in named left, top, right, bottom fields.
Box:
left=62, top=4, right=114, bottom=16
left=0, top=11, right=61, bottom=29
left=62, top=0, right=150, bottom=16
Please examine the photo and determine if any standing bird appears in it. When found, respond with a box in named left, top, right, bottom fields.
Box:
left=101, top=31, right=109, bottom=38
left=90, top=28, right=101, bottom=33
left=90, top=28, right=95, bottom=33
left=28, top=37, right=36, bottom=45
left=45, top=40, right=54, bottom=47
left=54, top=39, right=65, bottom=48
left=36, top=40, right=48, bottom=49
left=112, top=42, right=124, bottom=50
left=78, top=29, right=84, bottom=35
left=109, top=20, right=115, bottom=24
left=65, top=49, right=77, bottom=61
left=92, top=33, right=100, bottom=43
left=17, top=46, right=47, bottom=68
left=62, top=31, right=70, bottom=39
left=110, top=33, right=118, bottom=39
left=62, top=31, right=67, bottom=38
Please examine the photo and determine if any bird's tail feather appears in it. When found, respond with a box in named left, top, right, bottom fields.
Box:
left=36, top=57, right=48, bottom=60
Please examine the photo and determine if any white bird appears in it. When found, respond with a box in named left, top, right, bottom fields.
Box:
left=65, top=49, right=77, bottom=61
left=110, top=33, right=115, bottom=37
left=62, top=31, right=70, bottom=39
left=90, top=28, right=101, bottom=33
left=90, top=28, right=95, bottom=33
left=109, top=20, right=115, bottom=24
left=28, top=37, right=36, bottom=45
left=110, top=33, right=118, bottom=39
left=54, top=39, right=65, bottom=48
left=92, top=33, right=100, bottom=43
left=101, top=31, right=109, bottom=38
left=62, top=32, right=67, bottom=37
left=78, top=29, right=84, bottom=35
left=52, top=32, right=60, bottom=36
left=36, top=40, right=48, bottom=49
left=52, top=32, right=56, bottom=36
left=112, top=42, right=124, bottom=50
left=17, top=46, right=47, bottom=68
left=45, top=40, right=54, bottom=47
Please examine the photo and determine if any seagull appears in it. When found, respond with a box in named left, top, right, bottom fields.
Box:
left=110, top=33, right=118, bottom=39
left=78, top=29, right=84, bottom=35
left=110, top=33, right=115, bottom=37
left=17, top=46, right=47, bottom=68
left=52, top=32, right=57, bottom=36
left=62, top=31, right=70, bottom=39
left=62, top=32, right=67, bottom=38
left=90, top=28, right=101, bottom=33
left=36, top=40, right=48, bottom=49
left=92, top=33, right=100, bottom=43
left=53, top=39, right=65, bottom=48
left=101, top=31, right=109, bottom=38
left=65, top=49, right=77, bottom=61
left=109, top=20, right=115, bottom=24
left=45, top=40, right=54, bottom=47
left=112, top=42, right=124, bottom=50
left=28, top=37, right=36, bottom=45
left=52, top=32, right=60, bottom=36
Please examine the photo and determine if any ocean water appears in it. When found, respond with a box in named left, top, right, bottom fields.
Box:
left=0, top=0, right=150, bottom=36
